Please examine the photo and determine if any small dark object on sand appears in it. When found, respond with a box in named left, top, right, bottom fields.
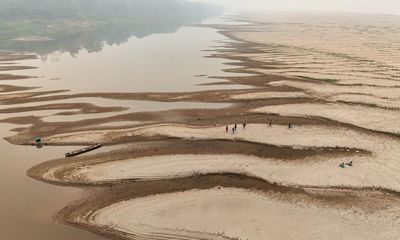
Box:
left=34, top=137, right=41, bottom=144
left=34, top=137, right=42, bottom=148
left=65, top=144, right=103, bottom=158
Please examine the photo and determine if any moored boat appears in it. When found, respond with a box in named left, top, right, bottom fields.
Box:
left=65, top=143, right=103, bottom=158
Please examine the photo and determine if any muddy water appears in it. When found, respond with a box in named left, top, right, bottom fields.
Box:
left=43, top=101, right=230, bottom=123
left=0, top=123, right=112, bottom=240
left=9, top=26, right=246, bottom=93
left=0, top=97, right=230, bottom=123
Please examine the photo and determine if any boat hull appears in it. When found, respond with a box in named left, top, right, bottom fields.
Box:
left=65, top=144, right=103, bottom=158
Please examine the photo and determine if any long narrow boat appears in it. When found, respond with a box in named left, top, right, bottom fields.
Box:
left=65, top=143, right=103, bottom=158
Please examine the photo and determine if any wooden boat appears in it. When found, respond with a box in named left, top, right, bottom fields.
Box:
left=65, top=144, right=103, bottom=158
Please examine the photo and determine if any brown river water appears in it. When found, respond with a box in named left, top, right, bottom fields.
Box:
left=0, top=123, right=113, bottom=239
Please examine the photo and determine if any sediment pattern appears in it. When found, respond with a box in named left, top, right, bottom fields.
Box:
left=2, top=13, right=400, bottom=240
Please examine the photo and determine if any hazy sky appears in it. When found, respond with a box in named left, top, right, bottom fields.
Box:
left=196, top=0, right=400, bottom=15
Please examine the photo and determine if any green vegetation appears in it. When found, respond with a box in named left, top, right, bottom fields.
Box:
left=0, top=0, right=220, bottom=55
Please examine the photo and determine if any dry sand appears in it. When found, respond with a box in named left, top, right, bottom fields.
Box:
left=332, top=94, right=400, bottom=110
left=227, top=13, right=400, bottom=87
left=86, top=188, right=400, bottom=240
left=253, top=103, right=400, bottom=133
left=67, top=153, right=380, bottom=190
left=270, top=80, right=400, bottom=100
left=231, top=91, right=307, bottom=100
left=42, top=123, right=400, bottom=192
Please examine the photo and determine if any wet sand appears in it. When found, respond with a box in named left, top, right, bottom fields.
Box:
left=2, top=13, right=400, bottom=240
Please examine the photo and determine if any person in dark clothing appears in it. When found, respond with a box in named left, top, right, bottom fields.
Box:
left=226, top=125, right=229, bottom=133
left=346, top=161, right=353, bottom=167
left=243, top=123, right=247, bottom=129
left=234, top=123, right=237, bottom=129
left=288, top=122, right=293, bottom=129
left=268, top=120, right=272, bottom=127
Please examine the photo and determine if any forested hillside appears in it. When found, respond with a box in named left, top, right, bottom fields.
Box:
left=0, top=0, right=219, bottom=54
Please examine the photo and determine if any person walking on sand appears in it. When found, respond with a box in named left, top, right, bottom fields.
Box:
left=232, top=127, right=236, bottom=134
left=243, top=123, right=247, bottom=129
left=268, top=120, right=272, bottom=127
left=288, top=122, right=293, bottom=129
left=226, top=125, right=229, bottom=133
left=234, top=123, right=237, bottom=130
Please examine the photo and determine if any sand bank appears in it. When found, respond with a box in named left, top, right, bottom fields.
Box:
left=67, top=153, right=388, bottom=191
left=231, top=91, right=307, bottom=100
left=39, top=123, right=400, bottom=192
left=270, top=80, right=400, bottom=99
left=332, top=94, right=400, bottom=110
left=85, top=188, right=400, bottom=240
left=253, top=103, right=400, bottom=133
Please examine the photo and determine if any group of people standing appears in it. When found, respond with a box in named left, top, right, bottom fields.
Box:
left=226, top=123, right=247, bottom=134
left=224, top=121, right=353, bottom=168
left=225, top=120, right=293, bottom=134
left=225, top=120, right=294, bottom=134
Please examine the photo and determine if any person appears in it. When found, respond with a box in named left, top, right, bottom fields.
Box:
left=226, top=125, right=229, bottom=133
left=339, top=163, right=345, bottom=168
left=288, top=122, right=293, bottom=129
left=232, top=127, right=236, bottom=134
left=234, top=123, right=237, bottom=129
left=243, top=123, right=247, bottom=129
left=268, top=120, right=272, bottom=127
left=346, top=161, right=353, bottom=167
